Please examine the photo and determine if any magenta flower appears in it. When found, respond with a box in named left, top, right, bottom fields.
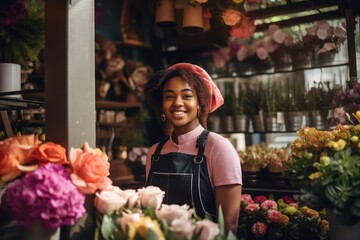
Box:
left=0, top=163, right=85, bottom=228
left=0, top=0, right=27, bottom=28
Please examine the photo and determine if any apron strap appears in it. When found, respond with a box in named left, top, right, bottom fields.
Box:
left=195, top=129, right=210, bottom=163
left=152, top=136, right=169, bottom=161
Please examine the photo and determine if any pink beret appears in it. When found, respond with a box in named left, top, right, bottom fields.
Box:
left=168, top=63, right=224, bottom=113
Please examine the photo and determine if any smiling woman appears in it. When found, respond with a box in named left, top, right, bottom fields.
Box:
left=143, top=63, right=243, bottom=236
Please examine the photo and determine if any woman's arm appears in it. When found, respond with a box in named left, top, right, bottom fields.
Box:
left=215, top=184, right=242, bottom=235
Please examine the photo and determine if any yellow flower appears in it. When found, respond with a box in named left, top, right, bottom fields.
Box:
left=319, top=156, right=330, bottom=166
left=350, top=136, right=359, bottom=143
left=300, top=206, right=319, bottom=218
left=284, top=206, right=297, bottom=215
left=128, top=216, right=165, bottom=240
left=328, top=139, right=347, bottom=151
left=308, top=172, right=322, bottom=180
left=352, top=111, right=360, bottom=123
left=312, top=162, right=321, bottom=169
left=354, top=124, right=360, bottom=132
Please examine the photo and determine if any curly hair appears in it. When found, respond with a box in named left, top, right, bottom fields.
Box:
left=144, top=67, right=210, bottom=127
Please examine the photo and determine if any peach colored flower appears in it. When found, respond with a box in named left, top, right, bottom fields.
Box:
left=267, top=209, right=281, bottom=222
left=94, top=187, right=127, bottom=214
left=222, top=9, right=242, bottom=26
left=260, top=200, right=277, bottom=211
left=0, top=134, right=41, bottom=182
left=236, top=45, right=249, bottom=61
left=195, top=219, right=220, bottom=240
left=241, top=194, right=254, bottom=204
left=229, top=15, right=255, bottom=39
left=28, top=142, right=68, bottom=165
left=69, top=144, right=112, bottom=194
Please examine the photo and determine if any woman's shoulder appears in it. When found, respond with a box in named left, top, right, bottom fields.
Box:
left=207, top=131, right=234, bottom=148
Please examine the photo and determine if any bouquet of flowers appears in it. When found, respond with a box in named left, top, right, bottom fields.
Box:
left=0, top=134, right=112, bottom=231
left=284, top=110, right=360, bottom=225
left=238, top=194, right=329, bottom=240
left=94, top=185, right=236, bottom=240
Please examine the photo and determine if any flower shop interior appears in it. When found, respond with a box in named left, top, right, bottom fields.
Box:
left=1, top=0, right=360, bottom=239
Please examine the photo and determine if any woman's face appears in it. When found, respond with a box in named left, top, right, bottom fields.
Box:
left=162, top=76, right=200, bottom=135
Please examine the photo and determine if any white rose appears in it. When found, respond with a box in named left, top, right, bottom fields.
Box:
left=138, top=186, right=165, bottom=210
left=169, top=218, right=195, bottom=240
left=117, top=212, right=142, bottom=232
left=155, top=204, right=192, bottom=225
left=117, top=189, right=139, bottom=209
left=94, top=188, right=127, bottom=214
left=195, top=219, right=220, bottom=240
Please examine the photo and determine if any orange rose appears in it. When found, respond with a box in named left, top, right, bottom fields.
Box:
left=222, top=9, right=242, bottom=26
left=28, top=142, right=68, bottom=165
left=229, top=15, right=255, bottom=39
left=0, top=134, right=41, bottom=182
left=69, top=144, right=112, bottom=194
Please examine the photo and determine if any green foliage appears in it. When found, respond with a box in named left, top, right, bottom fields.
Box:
left=0, top=0, right=45, bottom=66
left=236, top=83, right=251, bottom=115
left=247, top=82, right=266, bottom=115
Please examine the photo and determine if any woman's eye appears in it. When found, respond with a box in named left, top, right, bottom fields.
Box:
left=183, top=94, right=193, bottom=99
left=164, top=95, right=173, bottom=100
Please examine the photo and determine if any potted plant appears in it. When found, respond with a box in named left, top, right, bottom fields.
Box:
left=234, top=82, right=251, bottom=132
left=284, top=110, right=360, bottom=239
left=219, top=81, right=237, bottom=132
left=247, top=81, right=266, bottom=132
left=0, top=0, right=45, bottom=93
left=263, top=81, right=282, bottom=132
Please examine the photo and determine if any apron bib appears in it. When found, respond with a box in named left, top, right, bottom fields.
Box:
left=146, top=130, right=217, bottom=220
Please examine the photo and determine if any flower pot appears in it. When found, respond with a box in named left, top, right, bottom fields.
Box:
left=309, top=110, right=327, bottom=130
left=222, top=115, right=235, bottom=133
left=312, top=50, right=336, bottom=67
left=207, top=115, right=222, bottom=132
left=242, top=163, right=262, bottom=173
left=267, top=162, right=283, bottom=173
left=251, top=114, right=265, bottom=132
left=264, top=112, right=280, bottom=132
left=283, top=111, right=304, bottom=132
left=0, top=63, right=21, bottom=98
left=155, top=0, right=177, bottom=27
left=182, top=4, right=203, bottom=33
left=234, top=114, right=250, bottom=132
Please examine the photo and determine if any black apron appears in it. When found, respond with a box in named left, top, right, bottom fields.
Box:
left=146, top=129, right=217, bottom=220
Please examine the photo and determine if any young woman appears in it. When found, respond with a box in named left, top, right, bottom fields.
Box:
left=144, top=63, right=242, bottom=235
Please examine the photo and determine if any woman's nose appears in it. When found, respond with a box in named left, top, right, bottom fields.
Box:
left=173, top=96, right=183, bottom=106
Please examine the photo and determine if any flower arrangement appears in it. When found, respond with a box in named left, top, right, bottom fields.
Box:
left=238, top=142, right=291, bottom=172
left=283, top=111, right=360, bottom=225
left=0, top=134, right=113, bottom=230
left=238, top=194, right=329, bottom=239
left=0, top=0, right=45, bottom=66
left=94, top=185, right=236, bottom=240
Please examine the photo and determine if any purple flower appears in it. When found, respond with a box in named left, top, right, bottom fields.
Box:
left=0, top=0, right=27, bottom=28
left=0, top=163, right=85, bottom=228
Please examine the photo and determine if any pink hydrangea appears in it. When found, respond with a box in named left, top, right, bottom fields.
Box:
left=0, top=163, right=85, bottom=228
left=251, top=222, right=267, bottom=237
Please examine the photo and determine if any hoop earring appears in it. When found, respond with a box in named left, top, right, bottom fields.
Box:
left=161, top=112, right=166, bottom=122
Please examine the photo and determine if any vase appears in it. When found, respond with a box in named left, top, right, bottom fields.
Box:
left=24, top=221, right=60, bottom=240
left=328, top=210, right=360, bottom=240
left=0, top=63, right=21, bottom=98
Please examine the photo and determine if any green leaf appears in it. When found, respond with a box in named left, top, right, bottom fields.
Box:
left=101, top=214, right=117, bottom=240
left=217, top=206, right=225, bottom=236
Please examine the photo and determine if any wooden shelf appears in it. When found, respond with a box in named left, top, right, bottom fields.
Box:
left=96, top=100, right=141, bottom=109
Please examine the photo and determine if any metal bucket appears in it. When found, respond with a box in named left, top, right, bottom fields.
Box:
left=284, top=111, right=304, bottom=131
left=234, top=115, right=250, bottom=132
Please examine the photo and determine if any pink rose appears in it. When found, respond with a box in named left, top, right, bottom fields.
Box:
left=251, top=222, right=267, bottom=237
left=272, top=30, right=286, bottom=44
left=334, top=26, right=347, bottom=38
left=222, top=9, right=242, bottom=26
left=236, top=45, right=249, bottom=61
left=118, top=189, right=139, bottom=209
left=254, top=195, right=267, bottom=203
left=261, top=200, right=277, bottom=211
left=241, top=194, right=253, bottom=204
left=117, top=212, right=142, bottom=232
left=138, top=186, right=165, bottom=210
left=267, top=209, right=281, bottom=222
left=155, top=204, right=192, bottom=225
left=169, top=218, right=195, bottom=240
left=94, top=187, right=127, bottom=214
left=245, top=203, right=260, bottom=214
left=195, top=219, right=220, bottom=240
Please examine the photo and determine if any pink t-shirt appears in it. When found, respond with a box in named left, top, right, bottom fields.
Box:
left=146, top=125, right=243, bottom=187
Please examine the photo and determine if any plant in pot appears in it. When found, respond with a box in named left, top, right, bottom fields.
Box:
left=305, top=81, right=333, bottom=130
left=247, top=81, right=266, bottom=132
left=263, top=81, right=282, bottom=132
left=220, top=81, right=237, bottom=132
left=0, top=0, right=45, bottom=94
left=234, top=82, right=251, bottom=132
left=283, top=111, right=360, bottom=239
